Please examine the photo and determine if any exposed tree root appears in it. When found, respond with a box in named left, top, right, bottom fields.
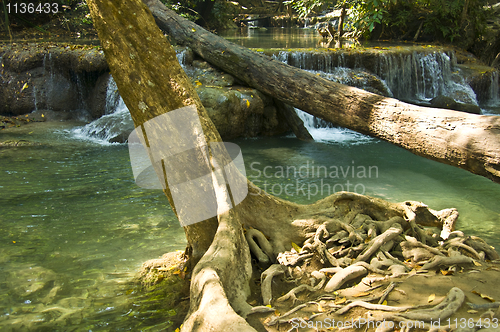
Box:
left=246, top=228, right=275, bottom=265
left=335, top=299, right=413, bottom=315
left=276, top=271, right=326, bottom=303
left=261, top=264, right=287, bottom=306
left=421, top=252, right=475, bottom=270
left=386, top=287, right=465, bottom=321
left=355, top=225, right=403, bottom=263
left=131, top=190, right=500, bottom=332
left=465, top=236, right=500, bottom=261
left=401, top=235, right=445, bottom=262
left=324, top=264, right=368, bottom=292
left=179, top=191, right=499, bottom=331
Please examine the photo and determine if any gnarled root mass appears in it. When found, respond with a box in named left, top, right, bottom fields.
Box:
left=141, top=191, right=500, bottom=331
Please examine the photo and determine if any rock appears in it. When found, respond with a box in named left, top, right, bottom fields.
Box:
left=0, top=140, right=42, bottom=148
left=197, top=85, right=287, bottom=139
left=0, top=44, right=106, bottom=117
left=185, top=60, right=235, bottom=87
left=455, top=103, right=482, bottom=114
left=7, top=265, right=58, bottom=297
left=87, top=72, right=112, bottom=119
left=430, top=95, right=481, bottom=114
left=430, top=95, right=457, bottom=109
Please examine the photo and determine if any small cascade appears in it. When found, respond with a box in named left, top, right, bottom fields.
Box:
left=294, top=108, right=373, bottom=144
left=376, top=51, right=477, bottom=105
left=271, top=51, right=289, bottom=63
left=71, top=48, right=192, bottom=145
left=33, top=86, right=39, bottom=112
left=304, top=18, right=310, bottom=28
left=271, top=48, right=481, bottom=106
left=175, top=48, right=190, bottom=68
left=72, top=76, right=133, bottom=144
left=104, top=76, right=121, bottom=115
left=488, top=71, right=500, bottom=106
left=43, top=53, right=56, bottom=108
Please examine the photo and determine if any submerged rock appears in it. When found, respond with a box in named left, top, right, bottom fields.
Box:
left=7, top=265, right=58, bottom=297
left=0, top=139, right=42, bottom=147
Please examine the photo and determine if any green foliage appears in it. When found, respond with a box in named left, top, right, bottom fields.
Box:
left=160, top=0, right=201, bottom=22
left=285, top=0, right=489, bottom=44
left=284, top=0, right=326, bottom=18
left=417, top=0, right=487, bottom=43
left=349, top=0, right=396, bottom=36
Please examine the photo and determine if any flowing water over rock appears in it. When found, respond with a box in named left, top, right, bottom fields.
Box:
left=72, top=77, right=133, bottom=144
left=269, top=46, right=493, bottom=108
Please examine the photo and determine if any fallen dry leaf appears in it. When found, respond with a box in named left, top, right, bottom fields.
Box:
left=334, top=297, right=347, bottom=305
left=471, top=291, right=495, bottom=302
left=291, top=242, right=302, bottom=253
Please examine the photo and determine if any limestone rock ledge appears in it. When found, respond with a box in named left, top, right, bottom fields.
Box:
left=0, top=43, right=289, bottom=140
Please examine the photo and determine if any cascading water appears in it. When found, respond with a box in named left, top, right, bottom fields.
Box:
left=70, top=48, right=193, bottom=144
left=271, top=47, right=500, bottom=142
left=71, top=76, right=133, bottom=144
left=272, top=48, right=484, bottom=107
left=289, top=66, right=389, bottom=144
left=294, top=107, right=374, bottom=144
left=488, top=71, right=500, bottom=106
left=375, top=51, right=478, bottom=105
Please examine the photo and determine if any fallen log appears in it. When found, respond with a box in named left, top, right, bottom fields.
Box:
left=144, top=0, right=500, bottom=184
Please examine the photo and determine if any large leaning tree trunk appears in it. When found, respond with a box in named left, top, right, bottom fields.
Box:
left=88, top=1, right=499, bottom=331
left=144, top=0, right=500, bottom=185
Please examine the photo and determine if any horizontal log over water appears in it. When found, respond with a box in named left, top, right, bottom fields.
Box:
left=145, top=0, right=500, bottom=184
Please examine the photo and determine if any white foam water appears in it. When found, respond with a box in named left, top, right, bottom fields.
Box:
left=295, top=109, right=374, bottom=145
left=71, top=76, right=133, bottom=145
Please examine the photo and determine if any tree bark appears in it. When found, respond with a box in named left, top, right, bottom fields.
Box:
left=86, top=0, right=220, bottom=265
left=144, top=0, right=500, bottom=185
left=274, top=99, right=313, bottom=141
left=335, top=2, right=346, bottom=48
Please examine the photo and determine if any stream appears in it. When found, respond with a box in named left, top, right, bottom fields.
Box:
left=1, top=28, right=500, bottom=331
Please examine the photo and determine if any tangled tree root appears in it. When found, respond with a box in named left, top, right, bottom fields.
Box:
left=171, top=191, right=500, bottom=331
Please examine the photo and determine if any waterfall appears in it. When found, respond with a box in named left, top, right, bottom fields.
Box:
left=294, top=108, right=373, bottom=144
left=489, top=71, right=500, bottom=106
left=71, top=48, right=193, bottom=144
left=376, top=51, right=478, bottom=105
left=271, top=48, right=481, bottom=106
left=71, top=76, right=133, bottom=144
left=304, top=18, right=310, bottom=28
left=290, top=67, right=378, bottom=144
left=176, top=48, right=190, bottom=69
left=104, top=76, right=121, bottom=115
